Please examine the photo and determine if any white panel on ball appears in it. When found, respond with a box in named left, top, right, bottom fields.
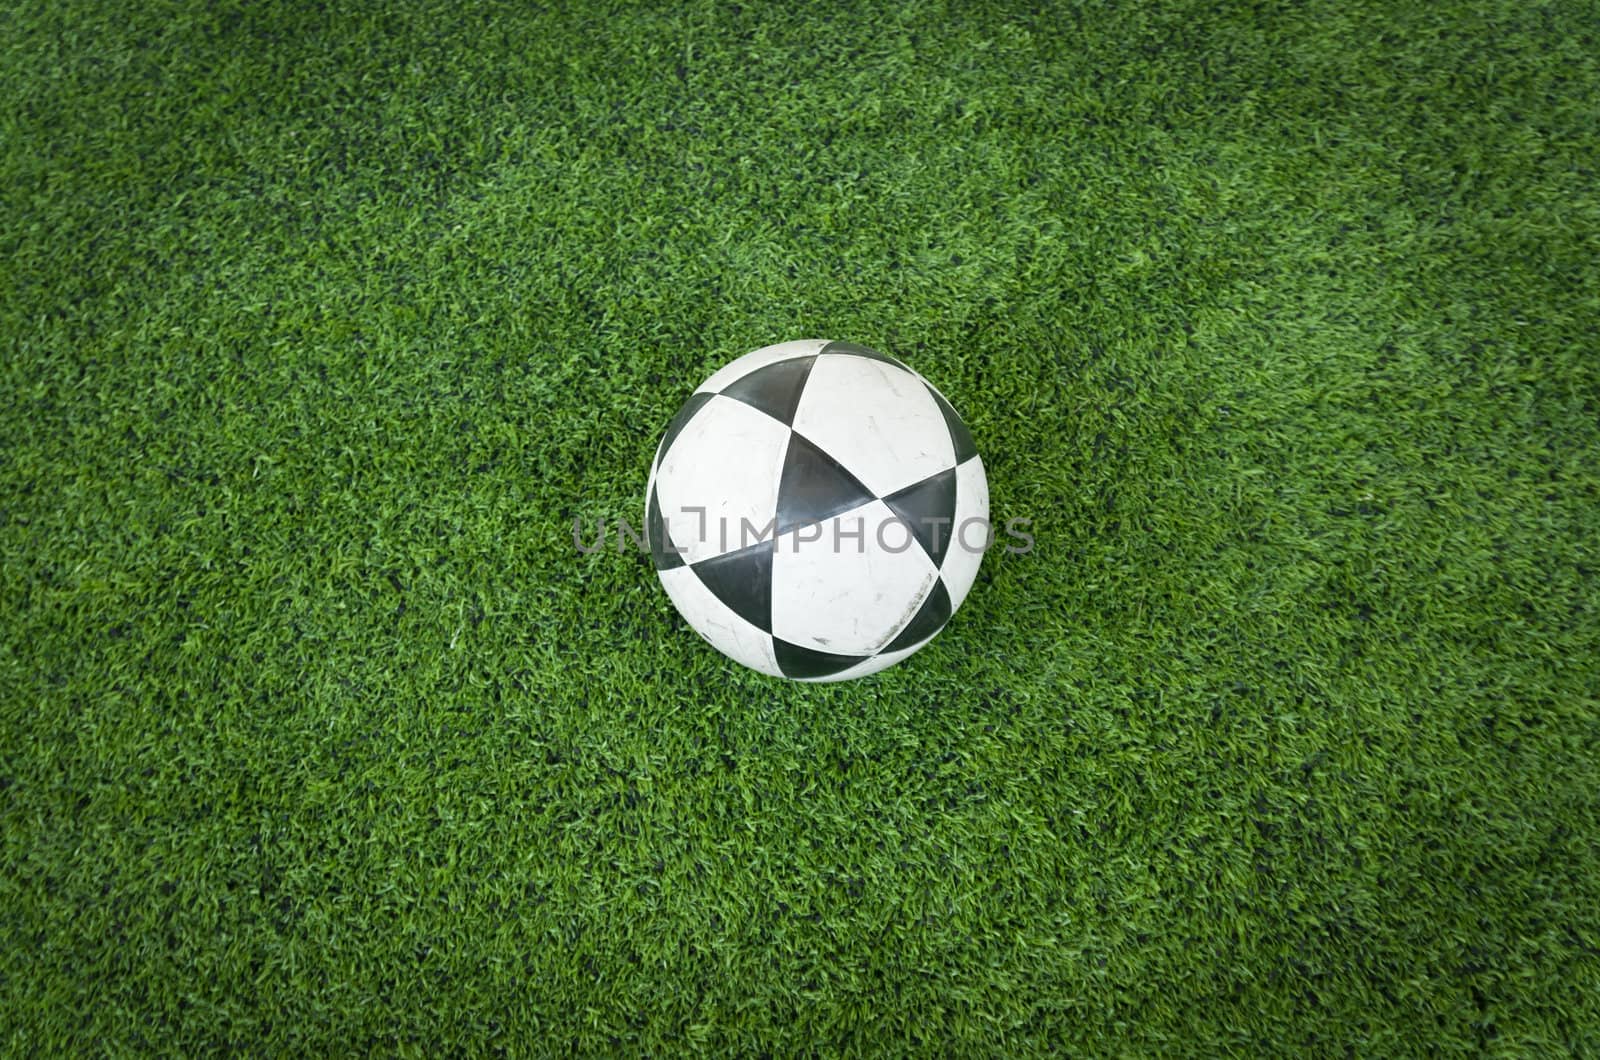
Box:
left=654, top=395, right=791, bottom=565
left=770, top=500, right=941, bottom=656
left=789, top=353, right=956, bottom=497
left=656, top=565, right=781, bottom=677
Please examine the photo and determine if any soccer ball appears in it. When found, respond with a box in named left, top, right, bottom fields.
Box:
left=645, top=339, right=988, bottom=681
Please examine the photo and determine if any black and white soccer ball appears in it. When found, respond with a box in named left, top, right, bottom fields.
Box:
left=645, top=339, right=988, bottom=681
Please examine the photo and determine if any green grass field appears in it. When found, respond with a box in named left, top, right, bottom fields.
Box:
left=4, top=0, right=1599, bottom=1053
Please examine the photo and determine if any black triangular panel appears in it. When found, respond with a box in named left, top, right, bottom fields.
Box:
left=690, top=539, right=775, bottom=633
left=773, top=637, right=866, bottom=679
left=647, top=485, right=684, bottom=571
left=925, top=385, right=978, bottom=464
left=775, top=432, right=876, bottom=535
left=654, top=390, right=716, bottom=469
left=720, top=355, right=817, bottom=427
left=820, top=340, right=909, bottom=371
left=881, top=467, right=959, bottom=569
left=883, top=578, right=952, bottom=654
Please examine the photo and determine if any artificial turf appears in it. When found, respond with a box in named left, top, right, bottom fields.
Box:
left=3, top=0, right=1599, bottom=1053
